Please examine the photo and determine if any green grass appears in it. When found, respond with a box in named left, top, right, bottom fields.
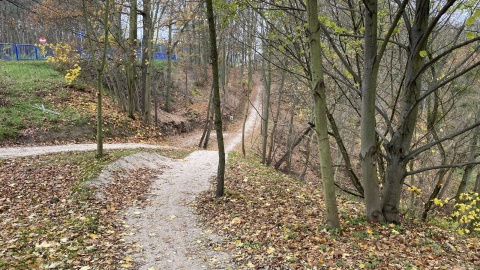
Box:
left=152, top=59, right=166, bottom=71
left=0, top=61, right=65, bottom=140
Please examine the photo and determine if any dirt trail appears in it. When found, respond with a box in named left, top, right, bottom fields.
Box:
left=0, top=143, right=175, bottom=158
left=0, top=85, right=262, bottom=269
left=121, top=87, right=261, bottom=269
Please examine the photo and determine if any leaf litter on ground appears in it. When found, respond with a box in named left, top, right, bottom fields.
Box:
left=196, top=153, right=480, bottom=269
left=0, top=149, right=184, bottom=269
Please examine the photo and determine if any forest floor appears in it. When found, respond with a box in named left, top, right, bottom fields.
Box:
left=0, top=62, right=479, bottom=269
left=0, top=80, right=262, bottom=269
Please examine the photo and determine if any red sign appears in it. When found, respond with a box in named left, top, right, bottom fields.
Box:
left=39, top=36, right=47, bottom=45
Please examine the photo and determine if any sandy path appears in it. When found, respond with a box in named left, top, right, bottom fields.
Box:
left=0, top=143, right=175, bottom=158
left=0, top=85, right=262, bottom=269
left=122, top=87, right=261, bottom=269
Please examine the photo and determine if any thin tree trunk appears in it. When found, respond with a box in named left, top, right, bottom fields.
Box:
left=275, top=124, right=314, bottom=170
left=456, top=110, right=480, bottom=197
left=242, top=22, right=255, bottom=157
left=82, top=0, right=111, bottom=157
left=307, top=0, right=341, bottom=230
left=267, top=72, right=285, bottom=165
left=286, top=103, right=295, bottom=173
left=300, top=133, right=313, bottom=181
left=474, top=170, right=480, bottom=193
left=127, top=0, right=137, bottom=119
left=166, top=21, right=173, bottom=112
left=241, top=85, right=250, bottom=157
left=199, top=86, right=214, bottom=148
left=206, top=0, right=226, bottom=198
left=261, top=56, right=271, bottom=164
left=326, top=109, right=364, bottom=197
left=142, top=0, right=152, bottom=124
left=360, top=0, right=384, bottom=223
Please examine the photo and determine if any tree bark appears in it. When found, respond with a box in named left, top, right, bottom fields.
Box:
left=382, top=0, right=429, bottom=223
left=326, top=109, right=364, bottom=197
left=82, top=0, right=111, bottom=157
left=275, top=123, right=314, bottom=170
left=267, top=71, right=285, bottom=165
left=261, top=55, right=271, bottom=164
left=199, top=86, right=214, bottom=148
left=360, top=0, right=384, bottom=223
left=474, top=170, right=480, bottom=193
left=127, top=0, right=137, bottom=119
left=307, top=0, right=341, bottom=230
left=206, top=0, right=226, bottom=198
left=166, top=21, right=173, bottom=112
left=141, top=0, right=152, bottom=124
left=456, top=110, right=480, bottom=197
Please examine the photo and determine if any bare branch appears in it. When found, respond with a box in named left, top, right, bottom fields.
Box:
left=406, top=121, right=480, bottom=160
left=319, top=23, right=361, bottom=83
left=377, top=0, right=409, bottom=64
left=407, top=161, right=480, bottom=176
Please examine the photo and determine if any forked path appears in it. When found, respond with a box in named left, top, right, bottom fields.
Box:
left=122, top=88, right=261, bottom=269
left=0, top=87, right=261, bottom=269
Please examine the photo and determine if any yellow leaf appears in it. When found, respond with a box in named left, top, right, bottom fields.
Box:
left=120, top=263, right=132, bottom=269
left=267, top=246, right=276, bottom=254
left=231, top=217, right=242, bottom=225
left=88, top=233, right=100, bottom=239
left=359, top=263, right=366, bottom=268
left=246, top=261, right=255, bottom=268
left=466, top=31, right=475, bottom=39
left=124, top=257, right=133, bottom=262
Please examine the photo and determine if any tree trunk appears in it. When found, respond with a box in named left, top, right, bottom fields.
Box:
left=474, top=170, right=480, bottom=193
left=267, top=72, right=285, bottom=165
left=300, top=133, right=313, bottom=181
left=326, top=109, right=364, bottom=197
left=141, top=0, right=152, bottom=124
left=242, top=20, right=255, bottom=157
left=456, top=109, right=480, bottom=197
left=166, top=21, right=173, bottom=112
left=261, top=56, right=271, bottom=164
left=360, top=0, right=384, bottom=223
left=127, top=0, right=137, bottom=119
left=199, top=86, right=214, bottom=148
left=241, top=85, right=250, bottom=157
left=82, top=0, right=111, bottom=157
left=286, top=105, right=295, bottom=173
left=382, top=0, right=429, bottom=223
left=307, top=0, right=341, bottom=230
left=206, top=0, right=226, bottom=198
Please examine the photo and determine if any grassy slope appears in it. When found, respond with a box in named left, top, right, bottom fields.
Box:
left=197, top=153, right=480, bottom=269
left=0, top=61, right=65, bottom=140
left=0, top=61, right=162, bottom=146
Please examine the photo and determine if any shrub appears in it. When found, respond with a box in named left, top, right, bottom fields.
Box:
left=39, top=43, right=81, bottom=85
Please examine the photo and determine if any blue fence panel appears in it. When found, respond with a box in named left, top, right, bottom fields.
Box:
left=0, top=43, right=176, bottom=61
left=15, top=44, right=38, bottom=60
left=0, top=43, right=15, bottom=60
